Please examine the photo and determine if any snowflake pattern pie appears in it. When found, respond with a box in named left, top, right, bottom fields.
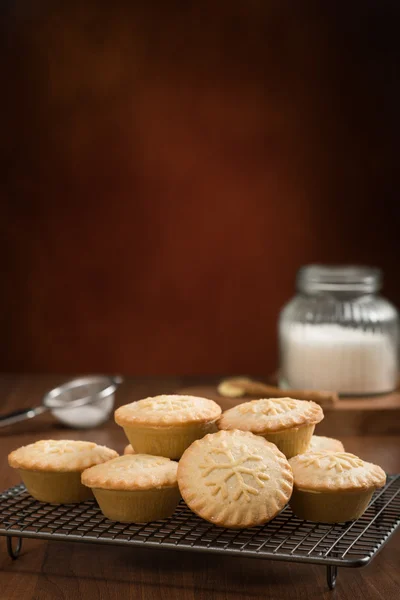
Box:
left=200, top=445, right=271, bottom=502
left=289, top=451, right=386, bottom=492
left=177, top=430, right=293, bottom=528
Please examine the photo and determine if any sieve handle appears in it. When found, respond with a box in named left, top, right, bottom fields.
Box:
left=0, top=405, right=48, bottom=428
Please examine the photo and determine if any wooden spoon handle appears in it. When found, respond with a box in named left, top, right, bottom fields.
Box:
left=218, top=378, right=338, bottom=406
left=242, top=382, right=337, bottom=405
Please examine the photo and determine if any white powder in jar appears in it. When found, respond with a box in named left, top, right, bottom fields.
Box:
left=281, top=323, right=398, bottom=395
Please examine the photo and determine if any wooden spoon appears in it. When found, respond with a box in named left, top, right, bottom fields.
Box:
left=217, top=377, right=338, bottom=407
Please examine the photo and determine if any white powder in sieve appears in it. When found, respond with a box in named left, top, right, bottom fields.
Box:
left=51, top=395, right=114, bottom=428
left=281, top=323, right=398, bottom=395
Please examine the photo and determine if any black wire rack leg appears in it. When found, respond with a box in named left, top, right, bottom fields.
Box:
left=326, top=565, right=337, bottom=590
left=6, top=536, right=22, bottom=560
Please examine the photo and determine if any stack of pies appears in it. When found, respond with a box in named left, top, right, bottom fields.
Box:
left=8, top=393, right=386, bottom=526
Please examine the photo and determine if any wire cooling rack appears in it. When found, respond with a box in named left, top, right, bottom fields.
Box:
left=0, top=474, right=399, bottom=591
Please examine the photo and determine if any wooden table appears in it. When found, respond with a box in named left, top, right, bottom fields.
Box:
left=0, top=375, right=399, bottom=600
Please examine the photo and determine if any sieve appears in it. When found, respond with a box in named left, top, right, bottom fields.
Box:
left=0, top=375, right=122, bottom=429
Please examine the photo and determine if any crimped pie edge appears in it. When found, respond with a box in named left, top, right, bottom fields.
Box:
left=115, top=394, right=222, bottom=427
left=177, top=429, right=294, bottom=529
left=8, top=440, right=118, bottom=473
left=81, top=454, right=178, bottom=491
left=289, top=451, right=386, bottom=492
left=217, top=397, right=324, bottom=433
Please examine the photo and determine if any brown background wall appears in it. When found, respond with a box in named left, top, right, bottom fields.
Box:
left=1, top=1, right=399, bottom=375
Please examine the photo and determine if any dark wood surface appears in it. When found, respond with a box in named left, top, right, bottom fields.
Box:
left=0, top=375, right=399, bottom=600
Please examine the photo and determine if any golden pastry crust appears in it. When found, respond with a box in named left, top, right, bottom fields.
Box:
left=218, top=397, right=323, bottom=433
left=177, top=429, right=293, bottom=529
left=115, top=395, right=221, bottom=428
left=308, top=435, right=344, bottom=453
left=289, top=451, right=386, bottom=492
left=8, top=440, right=118, bottom=473
left=124, top=444, right=135, bottom=455
left=81, top=454, right=178, bottom=491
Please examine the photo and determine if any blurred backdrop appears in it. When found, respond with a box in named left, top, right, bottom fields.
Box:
left=1, top=1, right=399, bottom=375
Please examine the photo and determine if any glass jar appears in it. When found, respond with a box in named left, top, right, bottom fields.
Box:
left=279, top=265, right=399, bottom=395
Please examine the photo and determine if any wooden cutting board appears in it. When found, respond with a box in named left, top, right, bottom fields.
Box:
left=177, top=384, right=400, bottom=436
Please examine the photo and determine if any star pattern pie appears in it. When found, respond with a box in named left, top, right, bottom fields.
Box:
left=218, top=397, right=323, bottom=433
left=8, top=440, right=118, bottom=473
left=289, top=451, right=386, bottom=492
left=115, top=394, right=221, bottom=427
left=82, top=454, right=178, bottom=491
